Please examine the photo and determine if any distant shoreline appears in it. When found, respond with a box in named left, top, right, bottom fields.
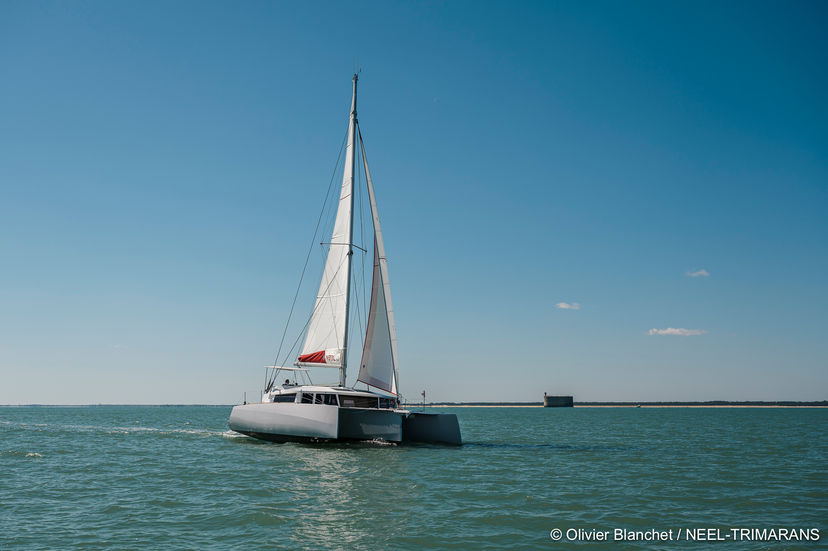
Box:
left=1, top=401, right=825, bottom=408
left=404, top=401, right=828, bottom=408
left=422, top=404, right=828, bottom=408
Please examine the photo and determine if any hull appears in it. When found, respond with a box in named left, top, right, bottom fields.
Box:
left=229, top=403, right=339, bottom=441
left=338, top=407, right=402, bottom=441
left=229, top=403, right=461, bottom=445
left=402, top=412, right=462, bottom=445
left=229, top=403, right=403, bottom=443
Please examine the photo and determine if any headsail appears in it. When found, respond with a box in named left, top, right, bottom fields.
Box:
left=299, top=76, right=358, bottom=378
left=357, top=130, right=399, bottom=395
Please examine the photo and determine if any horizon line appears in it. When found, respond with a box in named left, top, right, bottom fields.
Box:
left=2, top=400, right=826, bottom=407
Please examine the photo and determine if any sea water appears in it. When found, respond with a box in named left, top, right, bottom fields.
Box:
left=1, top=406, right=825, bottom=550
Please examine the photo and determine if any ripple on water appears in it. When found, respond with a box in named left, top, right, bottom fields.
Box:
left=0, top=405, right=825, bottom=550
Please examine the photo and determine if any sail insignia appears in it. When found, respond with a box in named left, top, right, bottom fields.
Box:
left=297, top=349, right=343, bottom=366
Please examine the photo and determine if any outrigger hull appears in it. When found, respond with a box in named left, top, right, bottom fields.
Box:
left=338, top=407, right=402, bottom=441
left=402, top=412, right=463, bottom=446
left=229, top=403, right=461, bottom=445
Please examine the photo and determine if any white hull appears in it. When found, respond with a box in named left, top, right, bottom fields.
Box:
left=229, top=403, right=339, bottom=440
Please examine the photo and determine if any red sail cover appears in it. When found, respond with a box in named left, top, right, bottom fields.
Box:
left=298, top=350, right=326, bottom=364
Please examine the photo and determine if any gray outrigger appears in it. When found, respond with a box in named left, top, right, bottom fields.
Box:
left=228, top=75, right=461, bottom=445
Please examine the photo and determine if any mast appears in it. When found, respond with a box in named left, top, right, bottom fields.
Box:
left=340, top=73, right=358, bottom=387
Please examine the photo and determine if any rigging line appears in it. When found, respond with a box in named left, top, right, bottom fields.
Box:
left=350, top=204, right=361, bottom=347
left=356, top=124, right=367, bottom=328
left=288, top=238, right=366, bottom=374
left=267, top=127, right=349, bottom=389
left=296, top=185, right=365, bottom=367
left=317, top=103, right=355, bottom=258
left=352, top=130, right=366, bottom=355
left=277, top=252, right=350, bottom=368
left=357, top=125, right=375, bottom=316
left=353, top=124, right=363, bottom=378
left=312, top=259, right=345, bottom=354
left=300, top=136, right=356, bottom=367
left=351, top=257, right=365, bottom=364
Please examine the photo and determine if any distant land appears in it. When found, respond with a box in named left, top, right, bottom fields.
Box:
left=406, top=401, right=828, bottom=408
left=1, top=401, right=826, bottom=407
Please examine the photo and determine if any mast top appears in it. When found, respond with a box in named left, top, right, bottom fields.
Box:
left=351, top=74, right=358, bottom=117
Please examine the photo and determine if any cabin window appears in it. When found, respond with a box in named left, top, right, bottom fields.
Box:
left=340, top=396, right=380, bottom=409
left=379, top=398, right=395, bottom=409
left=301, top=393, right=314, bottom=404
left=306, top=393, right=338, bottom=405
left=271, top=394, right=296, bottom=403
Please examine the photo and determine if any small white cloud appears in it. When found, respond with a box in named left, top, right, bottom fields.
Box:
left=686, top=269, right=710, bottom=277
left=648, top=327, right=707, bottom=336
left=556, top=302, right=581, bottom=310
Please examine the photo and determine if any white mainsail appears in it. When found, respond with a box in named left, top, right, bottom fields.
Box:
left=357, top=131, right=399, bottom=395
left=298, top=77, right=357, bottom=372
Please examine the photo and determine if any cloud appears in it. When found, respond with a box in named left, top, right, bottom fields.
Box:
left=648, top=327, right=707, bottom=336
left=556, top=302, right=581, bottom=310
left=686, top=269, right=710, bottom=277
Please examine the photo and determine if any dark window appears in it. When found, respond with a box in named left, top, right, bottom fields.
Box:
left=272, top=394, right=296, bottom=403
left=301, top=393, right=314, bottom=404
left=379, top=398, right=395, bottom=409
left=341, top=396, right=379, bottom=409
left=321, top=394, right=338, bottom=406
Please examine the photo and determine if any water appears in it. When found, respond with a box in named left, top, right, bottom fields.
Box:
left=1, top=406, right=825, bottom=550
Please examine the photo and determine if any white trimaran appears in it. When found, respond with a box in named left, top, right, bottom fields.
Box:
left=229, top=75, right=461, bottom=445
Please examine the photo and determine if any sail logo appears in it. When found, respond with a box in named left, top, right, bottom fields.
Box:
left=297, top=348, right=342, bottom=365
left=325, top=349, right=342, bottom=364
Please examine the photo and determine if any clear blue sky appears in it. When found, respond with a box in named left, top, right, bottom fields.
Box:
left=1, top=1, right=826, bottom=404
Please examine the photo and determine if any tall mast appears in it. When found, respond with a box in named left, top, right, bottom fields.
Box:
left=341, top=73, right=358, bottom=387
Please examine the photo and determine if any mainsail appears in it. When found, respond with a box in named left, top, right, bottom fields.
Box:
left=357, top=131, right=399, bottom=395
left=298, top=77, right=357, bottom=373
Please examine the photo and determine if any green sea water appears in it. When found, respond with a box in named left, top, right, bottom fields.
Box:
left=1, top=406, right=825, bottom=550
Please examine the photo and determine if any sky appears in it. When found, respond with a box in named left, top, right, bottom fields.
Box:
left=1, top=1, right=826, bottom=404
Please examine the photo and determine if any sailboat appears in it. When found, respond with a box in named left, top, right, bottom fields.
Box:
left=228, top=75, right=461, bottom=445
